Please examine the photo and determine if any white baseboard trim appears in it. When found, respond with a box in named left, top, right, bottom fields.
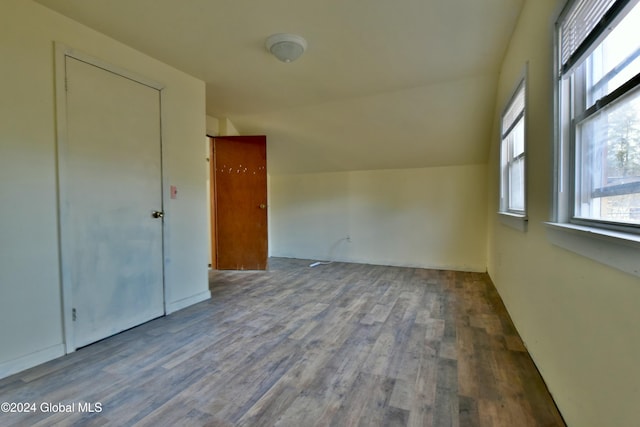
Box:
left=0, top=344, right=65, bottom=380
left=273, top=255, right=486, bottom=273
left=166, top=290, right=211, bottom=314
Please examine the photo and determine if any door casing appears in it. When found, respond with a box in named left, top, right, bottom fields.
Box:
left=55, top=44, right=166, bottom=352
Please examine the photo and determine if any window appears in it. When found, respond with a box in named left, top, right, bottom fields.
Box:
left=557, top=0, right=640, bottom=232
left=500, top=77, right=527, bottom=217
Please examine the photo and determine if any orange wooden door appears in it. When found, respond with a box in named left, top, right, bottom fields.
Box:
left=213, top=136, right=268, bottom=270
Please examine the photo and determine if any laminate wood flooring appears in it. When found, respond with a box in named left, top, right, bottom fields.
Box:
left=0, top=258, right=565, bottom=426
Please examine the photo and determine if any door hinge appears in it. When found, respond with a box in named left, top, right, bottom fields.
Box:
left=72, top=308, right=77, bottom=321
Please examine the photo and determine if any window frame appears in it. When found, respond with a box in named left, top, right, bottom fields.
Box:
left=555, top=0, right=640, bottom=235
left=550, top=0, right=640, bottom=278
left=499, top=69, right=528, bottom=231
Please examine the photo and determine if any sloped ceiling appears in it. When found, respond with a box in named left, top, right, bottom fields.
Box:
left=34, top=0, right=524, bottom=174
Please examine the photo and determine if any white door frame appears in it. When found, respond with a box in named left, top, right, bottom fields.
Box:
left=54, top=43, right=166, bottom=353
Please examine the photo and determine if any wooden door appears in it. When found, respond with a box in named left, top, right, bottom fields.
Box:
left=60, top=55, right=164, bottom=349
left=213, top=136, right=268, bottom=270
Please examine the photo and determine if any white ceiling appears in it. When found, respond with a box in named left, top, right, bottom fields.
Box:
left=35, top=0, right=525, bottom=174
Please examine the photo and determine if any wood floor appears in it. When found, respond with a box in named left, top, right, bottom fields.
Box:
left=0, top=258, right=565, bottom=427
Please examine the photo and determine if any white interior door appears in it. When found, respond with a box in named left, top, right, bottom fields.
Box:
left=61, top=56, right=164, bottom=349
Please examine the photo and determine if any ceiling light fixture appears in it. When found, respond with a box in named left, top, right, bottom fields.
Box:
left=265, top=33, right=307, bottom=63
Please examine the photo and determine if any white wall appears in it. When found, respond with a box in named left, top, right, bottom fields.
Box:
left=486, top=1, right=640, bottom=426
left=206, top=115, right=220, bottom=137
left=271, top=165, right=487, bottom=271
left=0, top=0, right=209, bottom=378
left=219, top=117, right=240, bottom=136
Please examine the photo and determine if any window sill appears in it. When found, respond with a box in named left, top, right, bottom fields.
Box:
left=544, top=222, right=640, bottom=278
left=498, top=212, right=528, bottom=232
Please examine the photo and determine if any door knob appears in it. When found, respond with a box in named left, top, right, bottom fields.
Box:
left=151, top=210, right=164, bottom=219
left=259, top=204, right=266, bottom=209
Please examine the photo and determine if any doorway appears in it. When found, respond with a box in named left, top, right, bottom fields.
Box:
left=210, top=136, right=268, bottom=270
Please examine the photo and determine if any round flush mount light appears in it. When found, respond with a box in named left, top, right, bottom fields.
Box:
left=265, top=33, right=307, bottom=63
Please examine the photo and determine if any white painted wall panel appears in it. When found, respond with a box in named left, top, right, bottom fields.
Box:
left=270, top=165, right=487, bottom=271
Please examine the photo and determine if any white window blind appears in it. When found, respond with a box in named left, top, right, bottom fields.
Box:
left=559, top=0, right=635, bottom=72
left=501, top=83, right=525, bottom=137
